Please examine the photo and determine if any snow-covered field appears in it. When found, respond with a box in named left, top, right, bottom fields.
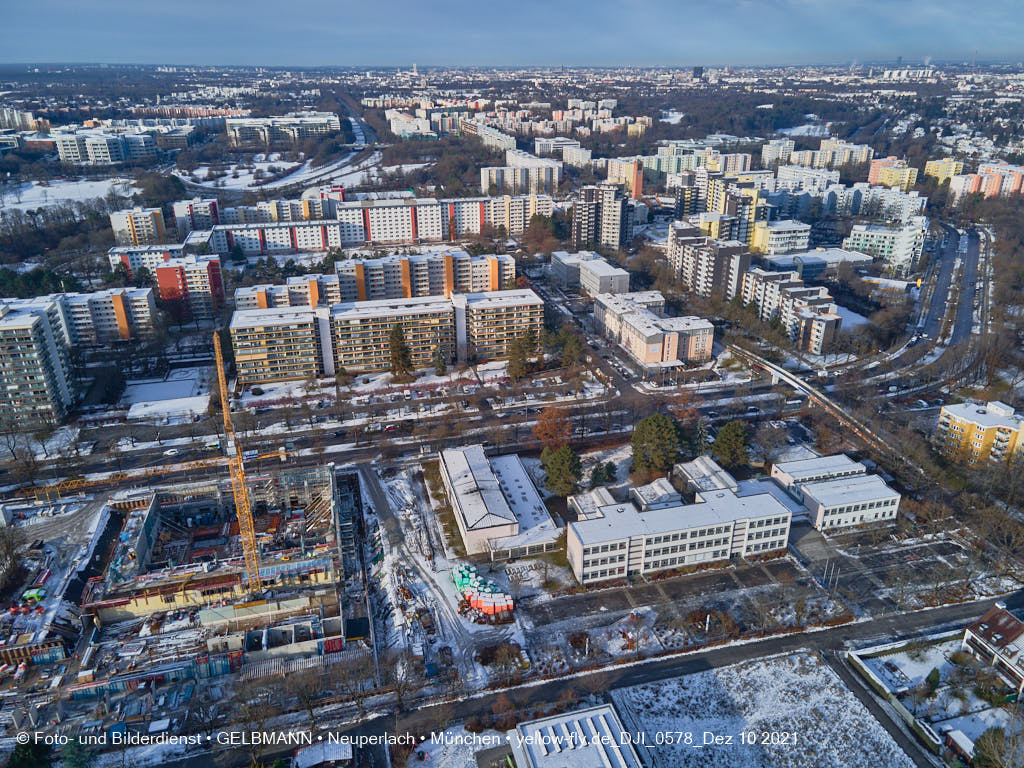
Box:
left=121, top=367, right=212, bottom=421
left=778, top=123, right=831, bottom=137
left=0, top=177, right=137, bottom=212
left=660, top=110, right=685, bottom=124
left=612, top=651, right=915, bottom=768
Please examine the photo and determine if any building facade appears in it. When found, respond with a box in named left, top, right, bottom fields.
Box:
left=934, top=401, right=1024, bottom=466
left=109, top=207, right=167, bottom=246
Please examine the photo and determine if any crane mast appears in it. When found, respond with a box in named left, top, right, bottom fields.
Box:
left=213, top=332, right=262, bottom=589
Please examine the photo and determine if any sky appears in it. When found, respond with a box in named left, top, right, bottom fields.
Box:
left=2, top=0, right=1021, bottom=67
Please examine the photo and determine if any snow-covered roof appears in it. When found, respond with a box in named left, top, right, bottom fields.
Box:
left=294, top=741, right=353, bottom=768
left=800, top=474, right=899, bottom=509
left=676, top=455, right=739, bottom=492
left=772, top=453, right=864, bottom=481
left=441, top=445, right=518, bottom=531
left=509, top=705, right=643, bottom=768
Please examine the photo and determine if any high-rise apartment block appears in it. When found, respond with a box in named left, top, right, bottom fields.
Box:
left=761, top=138, right=795, bottom=166
left=751, top=219, right=811, bottom=255
left=923, top=158, right=964, bottom=185
left=107, top=244, right=187, bottom=278
left=56, top=130, right=157, bottom=165
left=458, top=118, right=516, bottom=151
left=109, top=207, right=167, bottom=246
left=154, top=255, right=224, bottom=320
left=0, top=298, right=75, bottom=425
left=62, top=288, right=157, bottom=344
left=740, top=268, right=841, bottom=354
left=789, top=139, right=874, bottom=170
left=229, top=289, right=544, bottom=384
left=186, top=195, right=553, bottom=254
left=949, top=161, right=1024, bottom=202
left=842, top=216, right=927, bottom=277
left=868, top=156, right=919, bottom=192
left=667, top=221, right=750, bottom=300
left=481, top=150, right=561, bottom=195
left=571, top=185, right=637, bottom=250
left=172, top=198, right=221, bottom=234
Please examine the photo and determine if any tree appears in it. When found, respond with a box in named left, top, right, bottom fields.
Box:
left=388, top=323, right=414, bottom=379
left=432, top=344, right=447, bottom=376
left=542, top=444, right=582, bottom=497
left=589, top=461, right=617, bottom=488
left=712, top=420, right=749, bottom=468
left=631, top=413, right=682, bottom=481
left=560, top=331, right=583, bottom=368
left=533, top=406, right=572, bottom=449
left=60, top=739, right=96, bottom=768
left=506, top=332, right=535, bottom=381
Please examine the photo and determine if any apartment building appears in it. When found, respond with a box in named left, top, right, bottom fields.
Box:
left=229, top=289, right=543, bottom=383
left=751, top=219, right=811, bottom=255
left=741, top=268, right=841, bottom=354
left=225, top=112, right=341, bottom=145
left=868, top=157, right=919, bottom=192
left=842, top=216, right=927, bottom=277
left=828, top=183, right=928, bottom=223
left=770, top=454, right=901, bottom=531
left=0, top=298, right=75, bottom=424
left=571, top=185, right=636, bottom=250
left=154, top=254, right=224, bottom=321
left=949, top=161, right=1024, bottom=202
left=480, top=162, right=558, bottom=195
left=230, top=307, right=329, bottom=385
left=667, top=221, right=750, bottom=300
left=235, top=274, right=344, bottom=310
left=458, top=118, right=516, bottom=151
left=108, top=244, right=187, bottom=278
left=789, top=139, right=874, bottom=170
left=55, top=130, right=157, bottom=165
left=775, top=165, right=841, bottom=194
left=534, top=136, right=580, bottom=155
left=190, top=195, right=553, bottom=254
left=934, top=401, right=1024, bottom=466
left=761, top=138, right=795, bottom=166
left=63, top=288, right=156, bottom=344
left=333, top=251, right=515, bottom=301
left=172, top=198, right=220, bottom=234
left=452, top=289, right=544, bottom=361
left=923, top=158, right=964, bottom=184
left=566, top=460, right=792, bottom=584
left=605, top=157, right=645, bottom=197
left=594, top=292, right=713, bottom=370
left=109, top=207, right=167, bottom=246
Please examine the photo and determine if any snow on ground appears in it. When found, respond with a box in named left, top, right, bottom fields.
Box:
left=0, top=177, right=137, bottom=212
left=778, top=123, right=831, bottom=137
left=121, top=367, right=212, bottom=422
left=612, top=651, right=915, bottom=768
left=0, top=425, right=94, bottom=461
left=862, top=636, right=960, bottom=694
left=834, top=304, right=869, bottom=328
left=660, top=110, right=685, bottom=124
left=405, top=725, right=505, bottom=768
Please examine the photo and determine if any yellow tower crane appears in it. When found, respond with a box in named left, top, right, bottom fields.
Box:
left=213, top=332, right=262, bottom=589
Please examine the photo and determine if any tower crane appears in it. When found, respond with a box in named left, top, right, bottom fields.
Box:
left=213, top=332, right=262, bottom=589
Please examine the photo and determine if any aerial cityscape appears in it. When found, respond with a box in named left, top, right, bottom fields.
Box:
left=1, top=3, right=1024, bottom=768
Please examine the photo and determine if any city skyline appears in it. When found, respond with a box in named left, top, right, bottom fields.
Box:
left=3, top=0, right=1022, bottom=67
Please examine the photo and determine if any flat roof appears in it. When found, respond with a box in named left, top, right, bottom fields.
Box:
left=486, top=455, right=559, bottom=551
left=580, top=259, right=628, bottom=277
left=772, top=453, right=864, bottom=480
left=461, top=289, right=544, bottom=309
left=440, top=445, right=518, bottom=531
left=569, top=486, right=792, bottom=545
left=800, top=474, right=899, bottom=508
left=942, top=401, right=1021, bottom=429
left=331, top=295, right=453, bottom=320
left=511, top=705, right=643, bottom=768
left=230, top=307, right=315, bottom=329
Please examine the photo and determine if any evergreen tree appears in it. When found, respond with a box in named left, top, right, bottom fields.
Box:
left=541, top=444, right=582, bottom=497
left=388, top=323, right=413, bottom=378
left=712, top=420, right=749, bottom=468
left=507, top=332, right=535, bottom=381
left=631, top=413, right=683, bottom=480
left=560, top=331, right=583, bottom=368
left=433, top=344, right=447, bottom=376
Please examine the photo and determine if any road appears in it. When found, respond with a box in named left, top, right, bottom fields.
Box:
left=156, top=591, right=1022, bottom=768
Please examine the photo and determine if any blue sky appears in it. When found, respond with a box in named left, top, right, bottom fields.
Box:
left=2, top=0, right=1021, bottom=66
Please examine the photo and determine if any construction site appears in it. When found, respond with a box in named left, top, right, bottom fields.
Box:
left=0, top=335, right=374, bottom=746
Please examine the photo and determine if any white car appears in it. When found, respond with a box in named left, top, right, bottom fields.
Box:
left=163, top=448, right=180, bottom=457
